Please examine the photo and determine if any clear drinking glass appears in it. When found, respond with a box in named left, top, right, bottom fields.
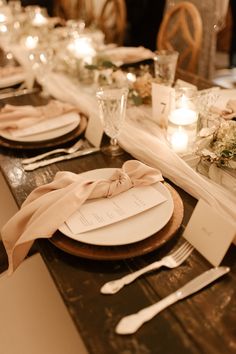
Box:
left=28, top=47, right=54, bottom=96
left=153, top=49, right=179, bottom=86
left=96, top=87, right=128, bottom=156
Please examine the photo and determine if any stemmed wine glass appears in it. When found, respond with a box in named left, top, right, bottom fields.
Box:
left=96, top=87, right=128, bottom=156
left=28, top=47, right=54, bottom=96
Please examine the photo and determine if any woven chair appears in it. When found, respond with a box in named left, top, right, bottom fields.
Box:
left=157, top=1, right=202, bottom=74
left=53, top=0, right=94, bottom=25
left=162, top=0, right=230, bottom=79
left=97, top=0, right=127, bottom=45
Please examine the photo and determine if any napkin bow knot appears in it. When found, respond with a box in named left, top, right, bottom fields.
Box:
left=0, top=100, right=80, bottom=131
left=107, top=170, right=133, bottom=197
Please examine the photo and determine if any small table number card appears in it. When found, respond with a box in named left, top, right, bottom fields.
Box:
left=152, top=82, right=175, bottom=128
left=85, top=111, right=104, bottom=148
left=183, top=199, right=236, bottom=266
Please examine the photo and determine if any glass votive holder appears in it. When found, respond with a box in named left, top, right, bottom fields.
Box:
left=168, top=86, right=198, bottom=154
left=153, top=49, right=179, bottom=86
left=25, top=6, right=48, bottom=27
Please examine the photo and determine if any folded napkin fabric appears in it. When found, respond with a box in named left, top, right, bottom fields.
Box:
left=102, top=46, right=154, bottom=65
left=210, top=99, right=236, bottom=119
left=1, top=160, right=163, bottom=273
left=0, top=66, right=24, bottom=78
left=0, top=100, right=80, bottom=133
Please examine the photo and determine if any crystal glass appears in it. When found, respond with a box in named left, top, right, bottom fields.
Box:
left=153, top=50, right=179, bottom=86
left=28, top=47, right=54, bottom=96
left=96, top=87, right=128, bottom=156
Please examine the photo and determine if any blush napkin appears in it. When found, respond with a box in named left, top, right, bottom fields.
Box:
left=1, top=160, right=163, bottom=274
left=0, top=100, right=80, bottom=132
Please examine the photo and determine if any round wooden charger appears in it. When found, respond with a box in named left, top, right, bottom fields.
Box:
left=0, top=115, right=87, bottom=150
left=49, top=183, right=184, bottom=260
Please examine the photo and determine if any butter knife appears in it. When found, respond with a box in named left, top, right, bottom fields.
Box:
left=24, top=147, right=100, bottom=171
left=116, top=266, right=230, bottom=335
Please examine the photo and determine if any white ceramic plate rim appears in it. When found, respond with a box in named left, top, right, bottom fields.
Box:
left=0, top=116, right=80, bottom=143
left=59, top=168, right=174, bottom=246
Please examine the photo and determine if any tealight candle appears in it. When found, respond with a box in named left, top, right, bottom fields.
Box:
left=24, top=35, right=39, bottom=50
left=0, top=6, right=12, bottom=23
left=170, top=127, right=189, bottom=153
left=67, top=36, right=96, bottom=63
left=169, top=107, right=198, bottom=125
left=0, top=13, right=6, bottom=22
left=32, top=12, right=48, bottom=26
left=126, top=72, right=136, bottom=83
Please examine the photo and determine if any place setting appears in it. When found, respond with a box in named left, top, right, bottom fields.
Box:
left=50, top=168, right=183, bottom=261
left=45, top=84, right=183, bottom=260
left=0, top=99, right=88, bottom=149
left=1, top=158, right=185, bottom=274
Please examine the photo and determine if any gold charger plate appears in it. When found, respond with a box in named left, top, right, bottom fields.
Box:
left=49, top=183, right=184, bottom=260
left=0, top=115, right=87, bottom=150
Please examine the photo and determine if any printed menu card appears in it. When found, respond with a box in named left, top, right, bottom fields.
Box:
left=66, top=185, right=167, bottom=234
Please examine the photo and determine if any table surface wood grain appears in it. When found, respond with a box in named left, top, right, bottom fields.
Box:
left=0, top=69, right=235, bottom=354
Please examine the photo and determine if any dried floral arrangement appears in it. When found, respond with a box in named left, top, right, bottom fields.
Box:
left=85, top=57, right=154, bottom=105
left=195, top=100, right=236, bottom=169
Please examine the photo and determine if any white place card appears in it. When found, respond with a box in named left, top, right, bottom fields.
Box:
left=152, top=82, right=175, bottom=128
left=12, top=112, right=80, bottom=138
left=183, top=199, right=236, bottom=266
left=66, top=185, right=167, bottom=234
left=85, top=112, right=104, bottom=147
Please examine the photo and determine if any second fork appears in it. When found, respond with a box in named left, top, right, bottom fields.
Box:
left=100, top=241, right=194, bottom=295
left=21, top=139, right=84, bottom=164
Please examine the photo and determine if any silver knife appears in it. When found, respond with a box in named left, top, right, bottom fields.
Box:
left=116, top=266, right=230, bottom=335
left=24, top=147, right=100, bottom=171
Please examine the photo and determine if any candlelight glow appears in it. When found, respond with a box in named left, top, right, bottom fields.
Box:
left=67, top=36, right=96, bottom=63
left=0, top=13, right=6, bottom=22
left=169, top=107, right=198, bottom=125
left=0, top=22, right=7, bottom=33
left=32, top=12, right=48, bottom=26
left=24, top=35, right=39, bottom=50
left=170, top=127, right=189, bottom=153
left=126, top=72, right=136, bottom=83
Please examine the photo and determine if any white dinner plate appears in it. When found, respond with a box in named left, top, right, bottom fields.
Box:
left=0, top=72, right=26, bottom=89
left=0, top=114, right=81, bottom=143
left=59, top=168, right=174, bottom=246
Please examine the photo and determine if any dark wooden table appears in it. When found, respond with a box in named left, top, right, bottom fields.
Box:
left=0, top=70, right=236, bottom=354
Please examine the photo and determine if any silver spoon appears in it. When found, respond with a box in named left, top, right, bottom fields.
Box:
left=22, top=139, right=84, bottom=164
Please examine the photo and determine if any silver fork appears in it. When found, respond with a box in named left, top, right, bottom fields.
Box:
left=21, top=139, right=84, bottom=164
left=100, top=241, right=194, bottom=294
